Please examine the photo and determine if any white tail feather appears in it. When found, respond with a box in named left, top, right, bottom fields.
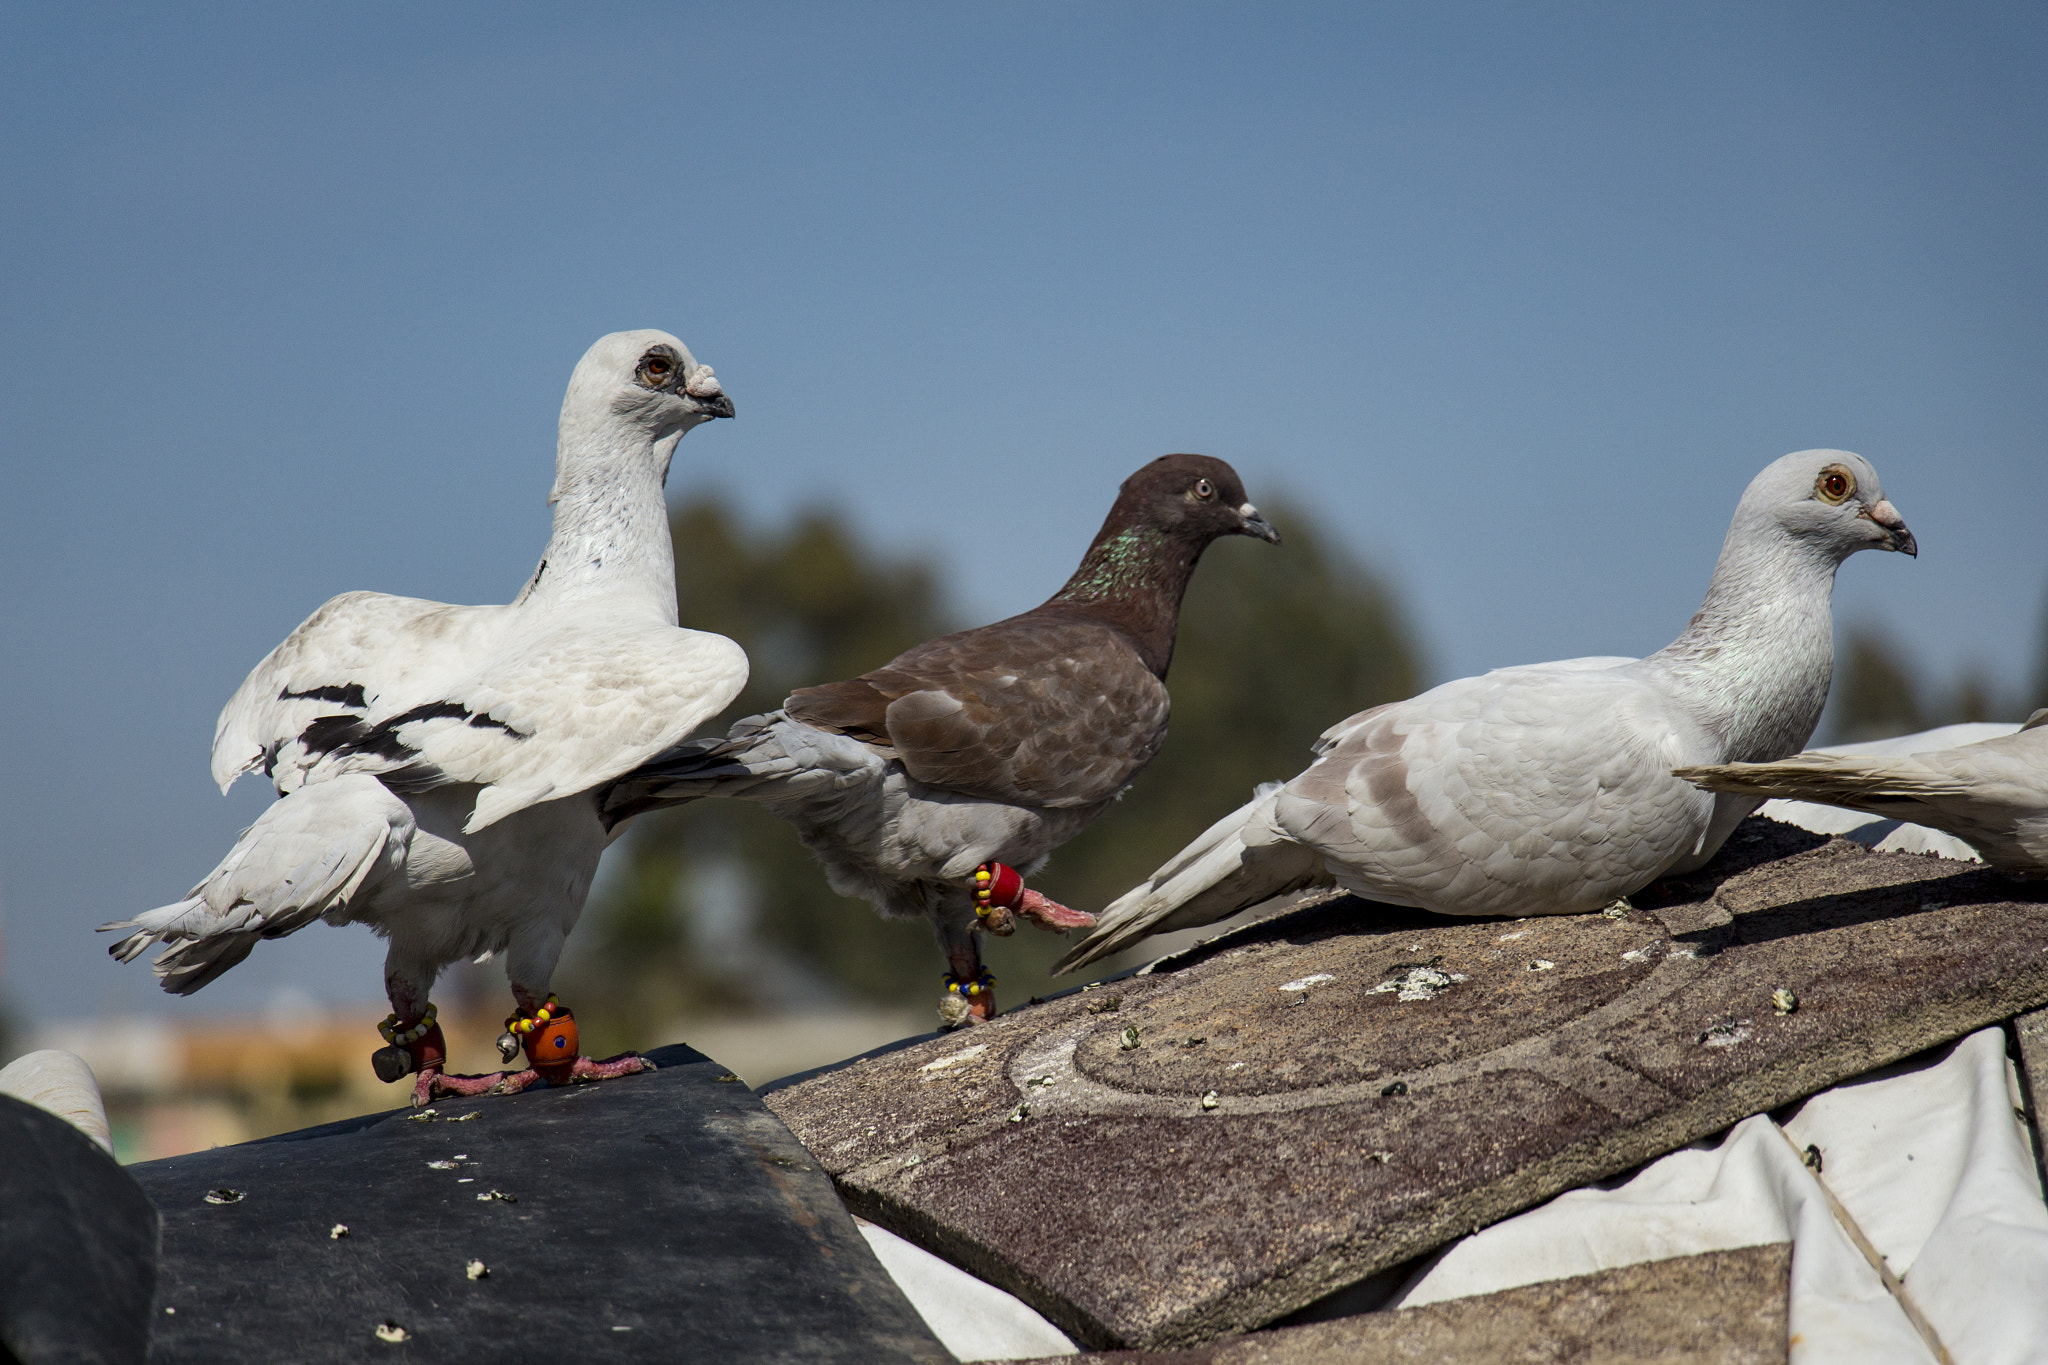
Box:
left=1675, top=756, right=1963, bottom=809
left=1055, top=785, right=1326, bottom=975
left=100, top=775, right=411, bottom=995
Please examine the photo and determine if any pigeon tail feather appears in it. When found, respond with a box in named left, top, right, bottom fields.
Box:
left=1674, top=755, right=1967, bottom=809
left=100, top=775, right=410, bottom=995
left=1054, top=785, right=1327, bottom=975
left=603, top=715, right=879, bottom=827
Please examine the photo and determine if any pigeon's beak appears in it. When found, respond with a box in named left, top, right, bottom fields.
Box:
left=684, top=368, right=735, bottom=420
left=1235, top=503, right=1282, bottom=544
left=1860, top=499, right=1916, bottom=557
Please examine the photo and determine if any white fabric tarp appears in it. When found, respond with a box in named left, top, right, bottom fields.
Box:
left=856, top=1218, right=1078, bottom=1360
left=0, top=1048, right=113, bottom=1151
left=1387, top=1027, right=2048, bottom=1364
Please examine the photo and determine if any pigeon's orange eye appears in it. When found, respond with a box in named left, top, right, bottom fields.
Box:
left=1815, top=467, right=1854, bottom=504
left=634, top=349, right=675, bottom=386
left=1193, top=478, right=1215, bottom=500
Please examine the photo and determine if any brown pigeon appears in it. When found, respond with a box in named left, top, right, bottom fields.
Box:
left=604, top=454, right=1279, bottom=1023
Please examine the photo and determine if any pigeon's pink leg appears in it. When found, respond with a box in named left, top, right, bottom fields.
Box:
left=368, top=977, right=514, bottom=1106
left=973, top=862, right=1097, bottom=934
left=369, top=1007, right=515, bottom=1108
left=1015, top=887, right=1097, bottom=931
left=415, top=1064, right=513, bottom=1105
left=943, top=863, right=1091, bottom=1025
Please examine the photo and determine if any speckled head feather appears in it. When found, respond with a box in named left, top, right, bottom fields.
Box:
left=1050, top=454, right=1279, bottom=675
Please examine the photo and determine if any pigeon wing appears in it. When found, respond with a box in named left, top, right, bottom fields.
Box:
left=433, top=619, right=749, bottom=831
left=1282, top=666, right=1716, bottom=916
left=788, top=616, right=1169, bottom=810
left=214, top=593, right=749, bottom=832
left=211, top=591, right=501, bottom=793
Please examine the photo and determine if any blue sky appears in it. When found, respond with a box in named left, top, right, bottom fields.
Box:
left=2, top=3, right=2043, bottom=1023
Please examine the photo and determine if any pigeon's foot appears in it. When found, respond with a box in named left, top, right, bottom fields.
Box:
left=973, top=862, right=1094, bottom=936
left=368, top=1012, right=515, bottom=1107
left=467, top=1053, right=652, bottom=1099
left=499, top=995, right=654, bottom=1087
left=941, top=969, right=997, bottom=1026
left=567, top=1052, right=654, bottom=1082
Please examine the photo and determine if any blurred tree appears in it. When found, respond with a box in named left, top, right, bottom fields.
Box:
left=2032, top=584, right=2048, bottom=713
left=567, top=493, right=1423, bottom=1041
left=1822, top=627, right=1924, bottom=744
left=1946, top=669, right=2000, bottom=726
left=1821, top=604, right=2048, bottom=744
left=563, top=496, right=953, bottom=1046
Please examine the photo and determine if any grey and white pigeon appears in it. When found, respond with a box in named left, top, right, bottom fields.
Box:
left=103, top=331, right=747, bottom=1104
left=1676, top=710, right=2048, bottom=877
left=603, top=455, right=1280, bottom=1024
left=1058, top=449, right=1916, bottom=974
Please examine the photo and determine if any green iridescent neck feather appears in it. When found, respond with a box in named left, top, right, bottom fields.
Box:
left=1052, top=525, right=1180, bottom=607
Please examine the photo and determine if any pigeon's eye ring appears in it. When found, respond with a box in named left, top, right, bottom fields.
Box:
left=638, top=352, right=676, bottom=386
left=1193, top=478, right=1215, bottom=501
left=1815, top=466, right=1855, bottom=504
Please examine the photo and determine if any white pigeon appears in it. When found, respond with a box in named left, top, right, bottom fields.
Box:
left=103, top=331, right=747, bottom=1104
left=1676, top=710, right=2048, bottom=877
left=1058, top=450, right=1916, bottom=974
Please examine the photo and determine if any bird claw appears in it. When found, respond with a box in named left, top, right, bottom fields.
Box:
left=485, top=1068, right=539, bottom=1096
left=570, top=1052, right=654, bottom=1082
left=405, top=1051, right=653, bottom=1106
left=483, top=1053, right=651, bottom=1095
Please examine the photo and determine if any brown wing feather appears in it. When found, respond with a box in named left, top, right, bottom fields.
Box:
left=784, top=677, right=894, bottom=747
left=792, top=612, right=1171, bottom=810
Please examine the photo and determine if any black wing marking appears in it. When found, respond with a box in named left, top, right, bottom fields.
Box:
left=298, top=700, right=528, bottom=771
left=280, top=683, right=369, bottom=708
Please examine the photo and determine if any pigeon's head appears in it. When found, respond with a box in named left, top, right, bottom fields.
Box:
left=1118, top=454, right=1281, bottom=546
left=563, top=329, right=735, bottom=442
left=1738, top=449, right=1916, bottom=562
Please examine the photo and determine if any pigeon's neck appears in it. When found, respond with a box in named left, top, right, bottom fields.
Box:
left=516, top=422, right=681, bottom=624
left=1047, top=521, right=1207, bottom=676
left=1642, top=520, right=1843, bottom=763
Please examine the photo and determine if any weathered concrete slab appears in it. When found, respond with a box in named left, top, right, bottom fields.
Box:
left=132, top=1044, right=949, bottom=1364
left=1014, top=1244, right=1789, bottom=1365
left=765, top=818, right=2048, bottom=1349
